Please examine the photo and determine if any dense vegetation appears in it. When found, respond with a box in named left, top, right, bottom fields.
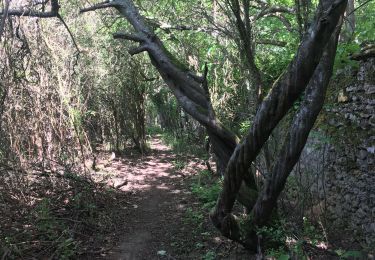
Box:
left=0, top=0, right=374, bottom=258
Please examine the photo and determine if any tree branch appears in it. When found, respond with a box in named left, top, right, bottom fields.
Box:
left=113, top=32, right=145, bottom=42
left=128, top=45, right=149, bottom=55
left=256, top=39, right=287, bottom=47
left=0, top=0, right=10, bottom=41
left=256, top=5, right=295, bottom=20
left=210, top=0, right=347, bottom=249
left=1, top=0, right=60, bottom=18
left=57, top=13, right=79, bottom=52
left=79, top=0, right=119, bottom=14
left=251, top=25, right=342, bottom=229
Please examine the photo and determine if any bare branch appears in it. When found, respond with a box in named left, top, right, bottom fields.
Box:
left=57, top=14, right=79, bottom=52
left=261, top=13, right=295, bottom=33
left=346, top=0, right=374, bottom=16
left=211, top=0, right=348, bottom=249
left=128, top=45, right=148, bottom=55
left=79, top=0, right=119, bottom=14
left=113, top=32, right=145, bottom=42
left=0, top=0, right=10, bottom=41
left=256, top=5, right=295, bottom=20
left=256, top=39, right=287, bottom=47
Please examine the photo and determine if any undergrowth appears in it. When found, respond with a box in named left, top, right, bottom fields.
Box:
left=183, top=170, right=222, bottom=259
left=148, top=126, right=207, bottom=159
left=183, top=170, right=221, bottom=232
left=0, top=162, right=128, bottom=259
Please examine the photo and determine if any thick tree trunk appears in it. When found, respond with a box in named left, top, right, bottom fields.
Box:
left=80, top=0, right=347, bottom=250
left=341, top=0, right=355, bottom=41
left=210, top=0, right=346, bottom=248
left=82, top=0, right=241, bottom=172
left=251, top=26, right=342, bottom=228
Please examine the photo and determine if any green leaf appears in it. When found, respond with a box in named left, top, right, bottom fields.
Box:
left=341, top=250, right=363, bottom=259
left=278, top=254, right=290, bottom=260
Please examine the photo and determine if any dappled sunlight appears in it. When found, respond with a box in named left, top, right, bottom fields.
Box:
left=89, top=137, right=213, bottom=259
left=92, top=138, right=192, bottom=198
left=156, top=184, right=170, bottom=190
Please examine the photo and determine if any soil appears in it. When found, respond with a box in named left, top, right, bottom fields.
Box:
left=92, top=137, right=250, bottom=260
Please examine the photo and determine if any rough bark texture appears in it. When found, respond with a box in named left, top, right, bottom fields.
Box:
left=116, top=1, right=238, bottom=158
left=80, top=0, right=347, bottom=251
left=1, top=0, right=350, bottom=251
left=81, top=1, right=258, bottom=200
left=210, top=0, right=347, bottom=249
left=251, top=27, right=342, bottom=228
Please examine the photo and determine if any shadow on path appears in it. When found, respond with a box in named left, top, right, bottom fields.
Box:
left=102, top=138, right=199, bottom=260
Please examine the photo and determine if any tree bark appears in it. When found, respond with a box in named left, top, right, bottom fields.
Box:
left=251, top=25, right=342, bottom=229
left=81, top=0, right=240, bottom=171
left=210, top=0, right=347, bottom=249
left=80, top=0, right=347, bottom=250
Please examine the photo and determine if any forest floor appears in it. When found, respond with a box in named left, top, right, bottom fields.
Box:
left=91, top=136, right=250, bottom=260
left=0, top=136, right=365, bottom=259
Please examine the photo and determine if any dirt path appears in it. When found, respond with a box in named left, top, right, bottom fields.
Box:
left=97, top=138, right=201, bottom=259
left=91, top=137, right=250, bottom=260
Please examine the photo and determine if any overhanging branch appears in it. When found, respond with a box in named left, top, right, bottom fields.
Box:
left=128, top=45, right=149, bottom=55
left=113, top=32, right=145, bottom=42
left=256, top=39, right=287, bottom=47
left=210, top=0, right=347, bottom=249
left=79, top=0, right=120, bottom=14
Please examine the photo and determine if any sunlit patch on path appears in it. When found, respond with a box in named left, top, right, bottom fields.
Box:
left=92, top=137, right=201, bottom=259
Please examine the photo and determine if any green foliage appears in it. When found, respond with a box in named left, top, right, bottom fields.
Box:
left=184, top=207, right=205, bottom=230
left=302, top=217, right=324, bottom=244
left=239, top=120, right=252, bottom=136
left=146, top=125, right=163, bottom=135
left=35, top=199, right=59, bottom=239
left=172, top=159, right=186, bottom=170
left=183, top=170, right=221, bottom=235
left=257, top=221, right=288, bottom=254
left=2, top=0, right=374, bottom=257
left=254, top=215, right=328, bottom=259
left=159, top=131, right=207, bottom=158
left=334, top=42, right=361, bottom=71
left=266, top=247, right=291, bottom=259
left=256, top=37, right=298, bottom=86
left=55, top=236, right=78, bottom=260
left=353, top=0, right=375, bottom=42
left=277, top=254, right=292, bottom=260
left=33, top=199, right=78, bottom=259
left=202, top=250, right=216, bottom=260
left=336, top=249, right=364, bottom=259
left=191, top=170, right=221, bottom=209
left=160, top=132, right=189, bottom=154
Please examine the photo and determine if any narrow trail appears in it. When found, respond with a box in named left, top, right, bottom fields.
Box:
left=92, top=137, right=250, bottom=260
left=100, top=138, right=202, bottom=260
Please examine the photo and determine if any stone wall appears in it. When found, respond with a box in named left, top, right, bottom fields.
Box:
left=320, top=53, right=374, bottom=249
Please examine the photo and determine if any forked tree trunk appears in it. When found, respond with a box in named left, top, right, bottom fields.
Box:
left=2, top=0, right=349, bottom=250
left=210, top=0, right=347, bottom=248
left=79, top=0, right=347, bottom=250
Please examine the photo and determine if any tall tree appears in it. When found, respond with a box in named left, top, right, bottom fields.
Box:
left=2, top=0, right=348, bottom=250
left=79, top=0, right=347, bottom=249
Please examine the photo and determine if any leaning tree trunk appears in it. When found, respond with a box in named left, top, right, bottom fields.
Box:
left=80, top=0, right=242, bottom=177
left=80, top=0, right=347, bottom=250
left=3, top=0, right=346, bottom=251
left=210, top=0, right=347, bottom=248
